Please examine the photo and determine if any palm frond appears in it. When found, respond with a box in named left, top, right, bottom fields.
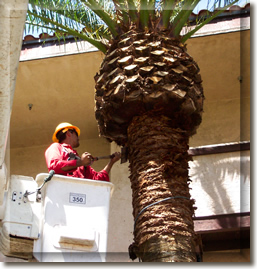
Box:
left=27, top=8, right=108, bottom=52
left=139, top=0, right=150, bottom=29
left=25, top=0, right=241, bottom=51
left=80, top=0, right=118, bottom=37
left=26, top=0, right=118, bottom=52
left=112, top=0, right=130, bottom=26
left=161, top=0, right=176, bottom=28
left=172, top=0, right=201, bottom=37
left=127, top=0, right=139, bottom=22
left=182, top=0, right=240, bottom=42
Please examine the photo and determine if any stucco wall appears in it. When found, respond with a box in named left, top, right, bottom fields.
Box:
left=189, top=151, right=250, bottom=217
left=9, top=49, right=111, bottom=178
left=10, top=51, right=105, bottom=149
left=188, top=30, right=250, bottom=146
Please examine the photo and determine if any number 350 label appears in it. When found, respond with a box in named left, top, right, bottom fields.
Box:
left=69, top=193, right=86, bottom=204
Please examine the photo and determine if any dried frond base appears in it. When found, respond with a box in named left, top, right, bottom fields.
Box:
left=95, top=29, right=204, bottom=146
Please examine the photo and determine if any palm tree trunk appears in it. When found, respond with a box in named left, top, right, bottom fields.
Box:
left=128, top=112, right=197, bottom=262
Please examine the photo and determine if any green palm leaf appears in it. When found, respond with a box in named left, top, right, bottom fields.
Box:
left=181, top=0, right=240, bottom=42
left=172, top=0, right=201, bottom=37
left=26, top=0, right=240, bottom=51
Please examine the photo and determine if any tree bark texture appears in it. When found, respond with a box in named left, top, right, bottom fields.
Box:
left=128, top=112, right=197, bottom=262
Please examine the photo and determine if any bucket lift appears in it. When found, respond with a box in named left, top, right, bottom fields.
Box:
left=0, top=0, right=114, bottom=262
left=33, top=173, right=113, bottom=262
left=0, top=172, right=114, bottom=262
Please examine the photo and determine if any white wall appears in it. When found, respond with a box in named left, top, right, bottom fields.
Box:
left=189, top=150, right=250, bottom=217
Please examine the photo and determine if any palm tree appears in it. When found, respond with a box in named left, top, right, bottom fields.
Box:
left=26, top=0, right=239, bottom=262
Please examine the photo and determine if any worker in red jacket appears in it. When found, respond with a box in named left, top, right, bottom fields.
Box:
left=45, top=122, right=121, bottom=182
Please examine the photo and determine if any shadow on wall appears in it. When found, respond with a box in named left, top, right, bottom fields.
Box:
left=189, top=151, right=250, bottom=222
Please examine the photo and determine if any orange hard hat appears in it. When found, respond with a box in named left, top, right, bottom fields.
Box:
left=52, top=122, right=80, bottom=142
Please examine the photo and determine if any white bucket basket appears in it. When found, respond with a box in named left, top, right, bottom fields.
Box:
left=33, top=174, right=114, bottom=262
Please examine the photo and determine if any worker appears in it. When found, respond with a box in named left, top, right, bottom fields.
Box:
left=45, top=122, right=121, bottom=182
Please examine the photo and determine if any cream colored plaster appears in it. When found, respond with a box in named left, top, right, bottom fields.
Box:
left=189, top=151, right=250, bottom=217
left=188, top=30, right=250, bottom=147
left=11, top=51, right=105, bottom=149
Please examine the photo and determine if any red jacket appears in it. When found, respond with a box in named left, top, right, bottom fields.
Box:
left=45, top=143, right=110, bottom=182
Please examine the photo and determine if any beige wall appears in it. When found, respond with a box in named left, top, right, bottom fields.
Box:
left=10, top=50, right=105, bottom=147
left=188, top=30, right=250, bottom=146
left=10, top=50, right=110, bottom=177
left=189, top=151, right=250, bottom=216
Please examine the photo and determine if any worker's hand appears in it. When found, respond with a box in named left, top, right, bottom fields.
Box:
left=110, top=152, right=121, bottom=163
left=80, top=152, right=94, bottom=166
left=102, top=152, right=121, bottom=174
